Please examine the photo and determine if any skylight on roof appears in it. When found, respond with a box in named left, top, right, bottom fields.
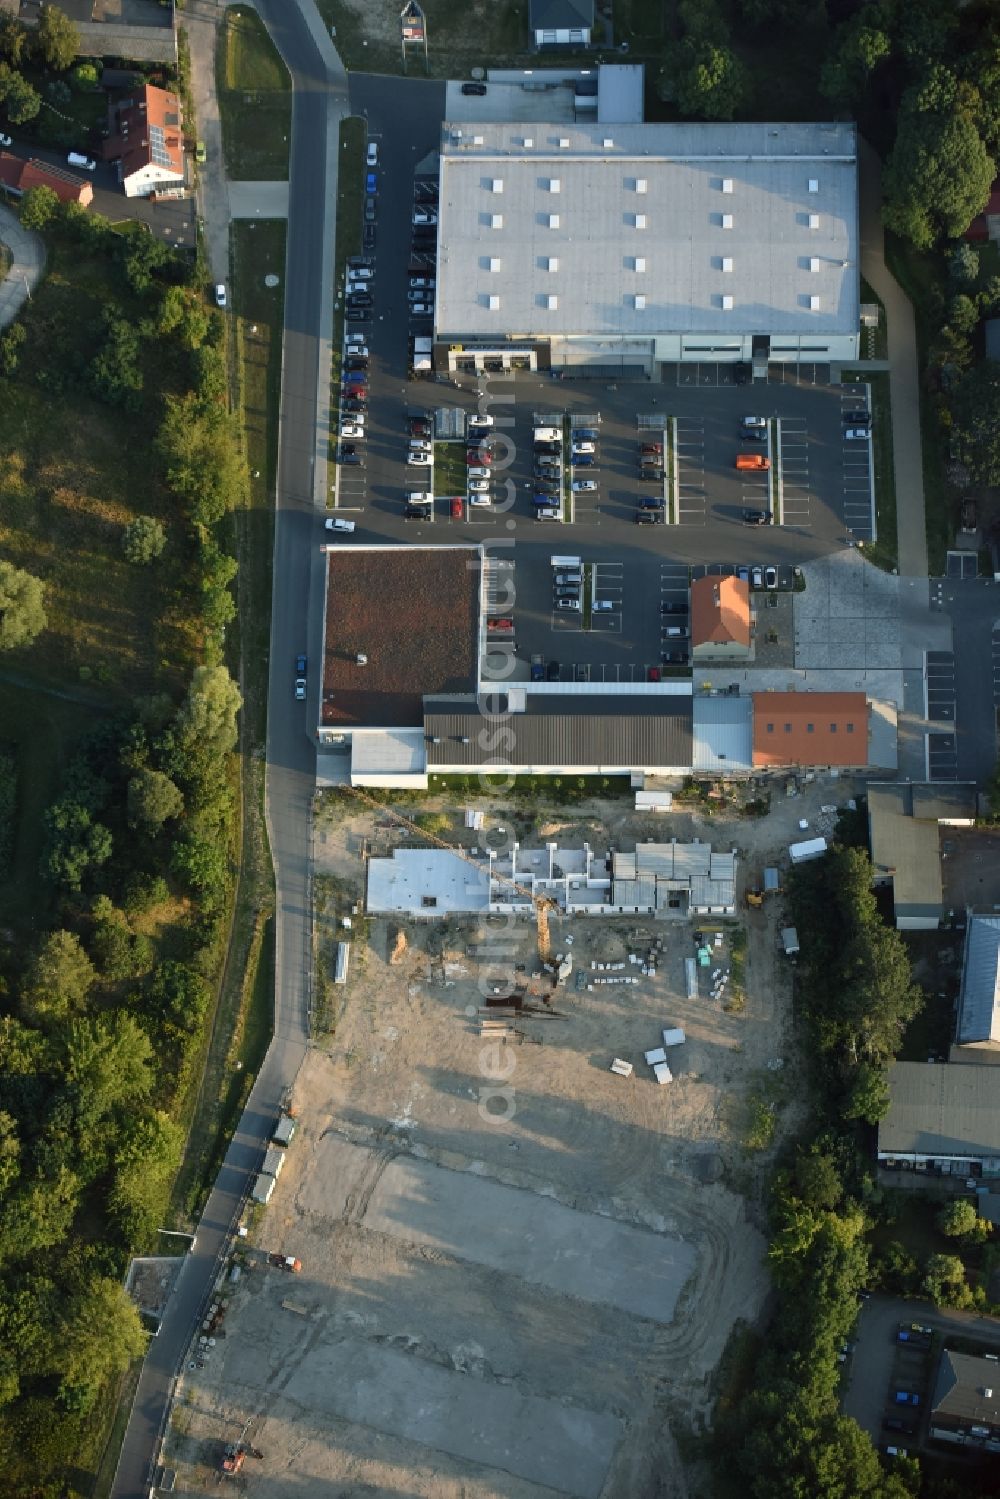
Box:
left=722, top=257, right=733, bottom=273
left=721, top=213, right=733, bottom=229
left=546, top=294, right=558, bottom=309
left=490, top=213, right=503, bottom=228
left=549, top=178, right=561, bottom=193
left=808, top=178, right=819, bottom=193
left=721, top=178, right=733, bottom=194
left=548, top=213, right=560, bottom=228
left=634, top=256, right=646, bottom=273
left=721, top=295, right=734, bottom=310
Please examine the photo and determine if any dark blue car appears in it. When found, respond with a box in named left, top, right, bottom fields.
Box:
left=365, top=172, right=377, bottom=194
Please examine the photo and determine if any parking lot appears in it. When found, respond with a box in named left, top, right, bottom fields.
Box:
left=331, top=75, right=879, bottom=686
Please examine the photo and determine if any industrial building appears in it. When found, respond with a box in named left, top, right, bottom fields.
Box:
left=956, top=913, right=1000, bottom=1049
left=366, top=839, right=736, bottom=918
left=877, top=1062, right=1000, bottom=1176
left=868, top=782, right=977, bottom=930
left=930, top=1351, right=1000, bottom=1449
left=433, top=120, right=859, bottom=375
left=751, top=691, right=869, bottom=770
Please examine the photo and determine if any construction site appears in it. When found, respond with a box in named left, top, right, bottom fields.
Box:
left=163, top=777, right=856, bottom=1498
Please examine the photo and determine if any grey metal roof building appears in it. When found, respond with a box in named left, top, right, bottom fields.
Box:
left=957, top=914, right=1000, bottom=1048
left=691, top=695, right=752, bottom=772
left=423, top=692, right=692, bottom=773
left=931, top=1350, right=1000, bottom=1434
left=434, top=121, right=859, bottom=370
left=612, top=842, right=736, bottom=913
left=877, top=1062, right=1000, bottom=1172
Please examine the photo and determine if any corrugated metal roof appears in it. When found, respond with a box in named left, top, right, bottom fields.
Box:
left=692, top=695, right=752, bottom=771
left=435, top=121, right=857, bottom=341
left=869, top=782, right=977, bottom=922
left=689, top=874, right=735, bottom=907
left=423, top=693, right=692, bottom=769
left=957, top=915, right=1000, bottom=1045
left=878, top=1062, right=1000, bottom=1158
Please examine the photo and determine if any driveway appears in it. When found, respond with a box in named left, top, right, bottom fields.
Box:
left=0, top=205, right=43, bottom=328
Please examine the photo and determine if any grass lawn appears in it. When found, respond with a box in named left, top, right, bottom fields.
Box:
left=315, top=0, right=530, bottom=76
left=433, top=440, right=466, bottom=497
left=330, top=117, right=365, bottom=464
left=217, top=6, right=291, bottom=181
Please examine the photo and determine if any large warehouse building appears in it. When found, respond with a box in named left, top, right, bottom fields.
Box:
left=433, top=120, right=859, bottom=375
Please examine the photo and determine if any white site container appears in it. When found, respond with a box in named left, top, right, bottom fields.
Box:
left=662, top=1028, right=686, bottom=1048
left=653, top=1062, right=673, bottom=1085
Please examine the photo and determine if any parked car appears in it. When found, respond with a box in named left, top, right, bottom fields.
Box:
left=325, top=517, right=356, bottom=533
left=413, top=209, right=438, bottom=226
left=531, top=655, right=544, bottom=681
left=571, top=454, right=596, bottom=468
left=741, top=415, right=767, bottom=429
left=751, top=566, right=764, bottom=589
left=469, top=478, right=491, bottom=493
left=546, top=660, right=560, bottom=681
left=554, top=597, right=581, bottom=611
left=365, top=171, right=377, bottom=194
left=467, top=449, right=492, bottom=465
left=534, top=427, right=561, bottom=442
left=571, top=441, right=596, bottom=456
left=638, top=497, right=663, bottom=511
left=742, top=508, right=770, bottom=525
left=347, top=266, right=373, bottom=282
left=67, top=151, right=96, bottom=171
left=364, top=197, right=376, bottom=222
left=410, top=302, right=434, bottom=316
left=893, top=1392, right=920, bottom=1407
left=661, top=651, right=688, bottom=664
left=461, top=81, right=487, bottom=95
left=404, top=505, right=429, bottom=517
left=571, top=479, right=598, bottom=492
left=214, top=283, right=227, bottom=308
left=740, top=428, right=767, bottom=443
left=640, top=443, right=662, bottom=456
left=593, top=600, right=613, bottom=612
left=896, top=1331, right=930, bottom=1348
left=534, top=441, right=562, bottom=455
left=450, top=498, right=463, bottom=518
left=340, top=422, right=365, bottom=438
left=636, top=510, right=660, bottom=524
left=961, top=499, right=978, bottom=534
left=342, top=398, right=367, bottom=413
left=468, top=413, right=494, bottom=428
left=409, top=418, right=432, bottom=437
left=363, top=223, right=376, bottom=252
left=661, top=601, right=687, bottom=614
left=345, top=307, right=370, bottom=321
left=843, top=408, right=870, bottom=425
left=534, top=507, right=560, bottom=521
left=467, top=465, right=490, bottom=480
left=337, top=445, right=360, bottom=464
left=487, top=617, right=514, bottom=632
left=765, top=565, right=777, bottom=588
left=409, top=438, right=432, bottom=452
left=574, top=428, right=599, bottom=441
left=295, top=653, right=307, bottom=677
left=908, top=1323, right=934, bottom=1336
left=406, top=492, right=433, bottom=506
left=366, top=141, right=378, bottom=167
left=883, top=1447, right=909, bottom=1459
left=407, top=451, right=433, bottom=465
left=0, top=132, right=12, bottom=147
left=640, top=468, right=664, bottom=482
left=845, top=428, right=870, bottom=441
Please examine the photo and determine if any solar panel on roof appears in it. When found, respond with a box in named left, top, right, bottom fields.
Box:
left=149, top=124, right=173, bottom=168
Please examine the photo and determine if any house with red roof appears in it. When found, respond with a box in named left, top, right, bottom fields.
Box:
left=105, top=82, right=186, bottom=199
left=0, top=151, right=93, bottom=206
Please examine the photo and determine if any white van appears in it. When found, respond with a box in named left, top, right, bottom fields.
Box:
left=67, top=152, right=96, bottom=171
left=325, top=517, right=356, bottom=533
left=406, top=491, right=433, bottom=506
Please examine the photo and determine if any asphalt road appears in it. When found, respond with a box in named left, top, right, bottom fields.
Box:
left=109, top=5, right=343, bottom=1494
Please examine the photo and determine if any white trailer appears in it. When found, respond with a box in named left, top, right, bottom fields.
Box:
left=334, top=941, right=350, bottom=984
left=789, top=836, right=828, bottom=864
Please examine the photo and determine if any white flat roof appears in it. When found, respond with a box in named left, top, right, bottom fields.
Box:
left=436, top=121, right=857, bottom=340
left=366, top=848, right=491, bottom=916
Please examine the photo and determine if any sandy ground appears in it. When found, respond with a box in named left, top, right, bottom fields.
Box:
left=165, top=776, right=863, bottom=1498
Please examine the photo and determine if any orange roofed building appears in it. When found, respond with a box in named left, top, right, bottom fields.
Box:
left=752, top=691, right=869, bottom=768
left=106, top=83, right=185, bottom=200
left=0, top=152, right=93, bottom=206
left=691, top=575, right=751, bottom=661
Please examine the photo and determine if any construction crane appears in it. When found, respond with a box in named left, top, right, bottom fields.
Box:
left=340, top=785, right=558, bottom=966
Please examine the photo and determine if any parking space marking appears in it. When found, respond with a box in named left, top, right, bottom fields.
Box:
left=842, top=428, right=875, bottom=542
left=674, top=418, right=707, bottom=525
left=925, top=651, right=958, bottom=780
left=777, top=416, right=810, bottom=530
left=993, top=625, right=1000, bottom=707
left=591, top=560, right=623, bottom=630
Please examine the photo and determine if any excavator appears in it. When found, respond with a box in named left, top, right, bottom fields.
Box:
left=339, top=785, right=557, bottom=966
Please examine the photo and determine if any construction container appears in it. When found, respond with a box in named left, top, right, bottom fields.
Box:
left=262, top=1147, right=285, bottom=1179
left=781, top=927, right=800, bottom=957
left=334, top=941, right=351, bottom=984
left=653, top=1062, right=673, bottom=1085
left=789, top=836, right=828, bottom=864
left=662, top=1027, right=686, bottom=1048
left=251, top=1172, right=275, bottom=1206
left=272, top=1113, right=296, bottom=1147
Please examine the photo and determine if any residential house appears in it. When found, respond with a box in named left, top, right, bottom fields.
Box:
left=105, top=82, right=185, bottom=199
left=691, top=575, right=751, bottom=662
left=530, top=0, right=594, bottom=48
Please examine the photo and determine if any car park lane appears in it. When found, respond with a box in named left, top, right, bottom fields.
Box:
left=674, top=416, right=707, bottom=525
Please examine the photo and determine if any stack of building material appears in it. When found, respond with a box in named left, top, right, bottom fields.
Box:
left=610, top=1058, right=633, bottom=1077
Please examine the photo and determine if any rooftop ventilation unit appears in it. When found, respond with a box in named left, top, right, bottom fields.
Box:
left=721, top=178, right=734, bottom=194
left=489, top=257, right=501, bottom=271
left=634, top=294, right=646, bottom=310
left=634, top=213, right=647, bottom=229
left=548, top=213, right=560, bottom=228
left=490, top=213, right=503, bottom=228
left=549, top=178, right=561, bottom=193
left=808, top=213, right=819, bottom=229
left=809, top=257, right=820, bottom=272
left=635, top=178, right=648, bottom=194
left=634, top=256, right=646, bottom=273
left=547, top=256, right=559, bottom=271
left=808, top=295, right=820, bottom=309
left=603, top=137, right=614, bottom=148
left=808, top=178, right=819, bottom=193
left=546, top=294, right=558, bottom=309
left=488, top=294, right=500, bottom=310
left=558, top=137, right=570, bottom=148
left=722, top=257, right=733, bottom=273
left=721, top=213, right=733, bottom=229
left=721, top=294, right=734, bottom=310
left=472, top=135, right=484, bottom=145
left=491, top=178, right=503, bottom=193
left=523, top=136, right=533, bottom=148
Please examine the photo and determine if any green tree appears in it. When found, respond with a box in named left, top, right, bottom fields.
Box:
left=20, top=930, right=95, bottom=1030
left=88, top=311, right=144, bottom=410
left=108, top=1109, right=182, bottom=1245
left=89, top=896, right=154, bottom=982
left=119, top=228, right=173, bottom=294
left=949, top=241, right=980, bottom=285
left=175, top=664, right=242, bottom=761
left=41, top=799, right=112, bottom=892
left=947, top=293, right=979, bottom=335
left=55, top=1278, right=147, bottom=1413
left=842, top=1062, right=891, bottom=1124
left=819, top=9, right=891, bottom=108
left=0, top=1111, right=20, bottom=1196
left=19, top=184, right=58, bottom=232
left=0, top=14, right=29, bottom=66
left=0, top=321, right=26, bottom=377
left=156, top=391, right=248, bottom=525
left=70, top=60, right=98, bottom=90
left=126, top=767, right=183, bottom=829
left=794, top=1147, right=844, bottom=1212
left=0, top=560, right=46, bottom=650
left=662, top=38, right=747, bottom=121
left=952, top=361, right=1000, bottom=484
left=35, top=4, right=79, bottom=71
left=936, top=1197, right=981, bottom=1238
left=122, top=515, right=166, bottom=564
left=873, top=1239, right=918, bottom=1295
left=884, top=93, right=996, bottom=249
left=923, top=1252, right=973, bottom=1308
left=0, top=63, right=41, bottom=124
left=159, top=284, right=210, bottom=349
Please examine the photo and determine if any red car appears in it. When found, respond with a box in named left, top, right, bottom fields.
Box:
left=487, top=617, right=513, bottom=632
left=647, top=665, right=661, bottom=682
left=410, top=419, right=432, bottom=437
left=450, top=497, right=463, bottom=518
left=467, top=449, right=493, bottom=465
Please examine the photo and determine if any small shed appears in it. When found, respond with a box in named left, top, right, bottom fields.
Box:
left=272, top=1113, right=296, bottom=1146
left=781, top=927, right=800, bottom=957
left=262, top=1147, right=285, bottom=1179
left=334, top=941, right=351, bottom=984
left=251, top=1173, right=275, bottom=1206
left=662, top=1027, right=686, bottom=1048
left=763, top=867, right=781, bottom=894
